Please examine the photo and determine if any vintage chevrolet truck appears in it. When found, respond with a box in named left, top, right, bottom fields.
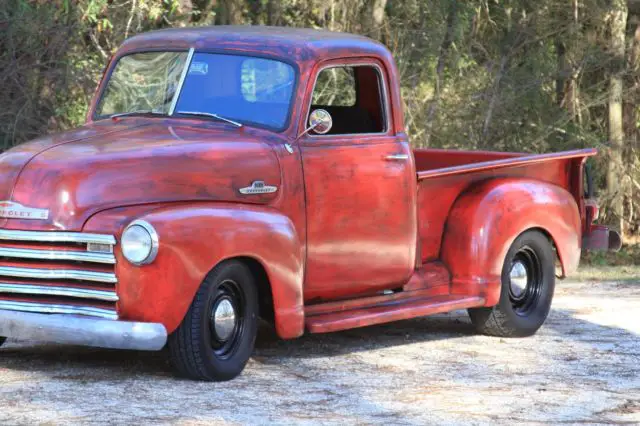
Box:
left=0, top=26, right=620, bottom=381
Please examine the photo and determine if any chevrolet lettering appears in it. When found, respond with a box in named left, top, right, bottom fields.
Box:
left=0, top=202, right=49, bottom=220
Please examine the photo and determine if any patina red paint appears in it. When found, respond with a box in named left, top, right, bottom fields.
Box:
left=0, top=26, right=616, bottom=344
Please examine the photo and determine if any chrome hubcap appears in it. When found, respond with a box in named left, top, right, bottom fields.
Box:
left=212, top=298, right=236, bottom=342
left=509, top=260, right=529, bottom=299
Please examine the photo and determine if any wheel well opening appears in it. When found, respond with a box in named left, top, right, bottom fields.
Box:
left=527, top=227, right=564, bottom=278
left=235, top=256, right=275, bottom=323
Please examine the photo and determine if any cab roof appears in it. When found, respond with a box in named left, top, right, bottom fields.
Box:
left=119, top=26, right=392, bottom=65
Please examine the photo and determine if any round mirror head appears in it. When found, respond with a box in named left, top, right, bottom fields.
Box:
left=309, top=109, right=333, bottom=135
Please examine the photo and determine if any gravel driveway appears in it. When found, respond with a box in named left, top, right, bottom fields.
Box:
left=0, top=279, right=638, bottom=425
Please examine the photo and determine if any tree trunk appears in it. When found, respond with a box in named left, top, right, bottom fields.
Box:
left=219, top=0, right=242, bottom=25
left=555, top=39, right=567, bottom=106
left=361, top=0, right=387, bottom=39
left=556, top=0, right=581, bottom=123
left=481, top=55, right=508, bottom=147
left=424, top=1, right=458, bottom=146
left=267, top=0, right=281, bottom=26
left=606, top=0, right=628, bottom=234
left=624, top=14, right=640, bottom=233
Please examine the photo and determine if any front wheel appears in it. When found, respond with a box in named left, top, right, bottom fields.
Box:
left=168, top=260, right=259, bottom=381
left=468, top=230, right=556, bottom=337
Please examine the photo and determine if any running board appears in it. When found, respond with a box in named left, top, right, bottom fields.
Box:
left=305, top=295, right=484, bottom=334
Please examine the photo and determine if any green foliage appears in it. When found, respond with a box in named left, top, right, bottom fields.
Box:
left=582, top=243, right=640, bottom=266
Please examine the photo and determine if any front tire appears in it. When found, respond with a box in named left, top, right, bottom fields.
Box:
left=468, top=230, right=556, bottom=337
left=168, top=260, right=259, bottom=381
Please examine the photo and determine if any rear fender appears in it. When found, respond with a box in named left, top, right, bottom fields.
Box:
left=85, top=203, right=304, bottom=338
left=440, top=179, right=581, bottom=306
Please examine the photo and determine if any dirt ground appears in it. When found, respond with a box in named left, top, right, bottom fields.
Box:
left=0, top=279, right=638, bottom=425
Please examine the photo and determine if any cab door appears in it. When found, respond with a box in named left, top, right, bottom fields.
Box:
left=299, top=58, right=417, bottom=302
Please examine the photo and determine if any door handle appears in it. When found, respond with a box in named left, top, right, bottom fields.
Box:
left=385, top=154, right=409, bottom=161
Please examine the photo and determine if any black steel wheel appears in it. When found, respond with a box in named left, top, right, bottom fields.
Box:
left=468, top=230, right=556, bottom=337
left=507, top=245, right=545, bottom=316
left=209, top=279, right=246, bottom=359
left=168, top=260, right=258, bottom=381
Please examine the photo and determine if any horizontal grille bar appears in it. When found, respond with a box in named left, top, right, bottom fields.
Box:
left=0, top=283, right=118, bottom=302
left=0, top=266, right=117, bottom=283
left=0, top=229, right=116, bottom=245
left=0, top=300, right=117, bottom=320
left=0, top=247, right=116, bottom=264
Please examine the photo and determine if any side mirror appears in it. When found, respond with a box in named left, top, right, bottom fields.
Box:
left=308, top=109, right=333, bottom=135
left=296, top=109, right=333, bottom=141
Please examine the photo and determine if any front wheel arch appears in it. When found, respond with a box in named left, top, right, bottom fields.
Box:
left=231, top=256, right=274, bottom=323
left=92, top=203, right=306, bottom=339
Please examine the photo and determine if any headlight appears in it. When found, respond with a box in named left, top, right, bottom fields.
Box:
left=121, top=220, right=159, bottom=265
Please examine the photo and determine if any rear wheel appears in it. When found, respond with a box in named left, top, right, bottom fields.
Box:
left=0, top=337, right=5, bottom=347
left=468, top=230, right=556, bottom=337
left=168, top=260, right=259, bottom=381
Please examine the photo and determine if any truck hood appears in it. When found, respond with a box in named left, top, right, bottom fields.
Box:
left=0, top=119, right=282, bottom=231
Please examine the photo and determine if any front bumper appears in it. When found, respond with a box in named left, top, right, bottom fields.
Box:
left=0, top=310, right=167, bottom=351
left=583, top=225, right=622, bottom=252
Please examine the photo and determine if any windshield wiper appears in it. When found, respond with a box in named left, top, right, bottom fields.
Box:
left=175, top=111, right=243, bottom=128
left=110, top=110, right=166, bottom=119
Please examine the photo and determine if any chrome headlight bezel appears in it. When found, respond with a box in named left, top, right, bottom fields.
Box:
left=121, top=220, right=159, bottom=265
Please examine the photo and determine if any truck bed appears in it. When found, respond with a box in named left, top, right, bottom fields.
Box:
left=413, top=148, right=597, bottom=263
left=414, top=148, right=596, bottom=179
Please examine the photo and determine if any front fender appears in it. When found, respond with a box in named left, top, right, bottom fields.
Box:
left=84, top=203, right=304, bottom=338
left=440, top=179, right=581, bottom=306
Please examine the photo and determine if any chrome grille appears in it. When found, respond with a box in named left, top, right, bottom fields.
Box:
left=0, top=230, right=118, bottom=320
left=0, top=247, right=115, bottom=264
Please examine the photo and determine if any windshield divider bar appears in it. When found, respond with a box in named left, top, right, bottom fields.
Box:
left=169, top=47, right=195, bottom=116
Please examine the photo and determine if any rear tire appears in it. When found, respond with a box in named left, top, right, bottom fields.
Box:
left=468, top=230, right=555, bottom=337
left=168, top=260, right=259, bottom=381
left=0, top=337, right=5, bottom=347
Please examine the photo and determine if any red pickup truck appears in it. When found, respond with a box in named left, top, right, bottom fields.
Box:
left=0, top=26, right=619, bottom=381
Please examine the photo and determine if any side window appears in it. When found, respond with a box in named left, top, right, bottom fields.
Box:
left=309, top=65, right=387, bottom=135
left=312, top=67, right=356, bottom=106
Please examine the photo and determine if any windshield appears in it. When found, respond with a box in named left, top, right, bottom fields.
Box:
left=95, top=51, right=296, bottom=130
left=96, top=52, right=189, bottom=116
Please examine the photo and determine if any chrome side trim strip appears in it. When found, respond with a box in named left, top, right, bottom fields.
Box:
left=0, top=247, right=116, bottom=264
left=169, top=47, right=195, bottom=115
left=0, top=283, right=118, bottom=302
left=0, top=229, right=116, bottom=245
left=0, top=301, right=117, bottom=320
left=0, top=266, right=117, bottom=283
left=385, top=154, right=410, bottom=161
left=0, top=310, right=166, bottom=350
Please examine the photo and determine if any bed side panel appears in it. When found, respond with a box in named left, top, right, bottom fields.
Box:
left=417, top=159, right=573, bottom=263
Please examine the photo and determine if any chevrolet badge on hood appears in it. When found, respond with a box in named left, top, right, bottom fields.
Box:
left=0, top=201, right=49, bottom=220
left=239, top=181, right=278, bottom=195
